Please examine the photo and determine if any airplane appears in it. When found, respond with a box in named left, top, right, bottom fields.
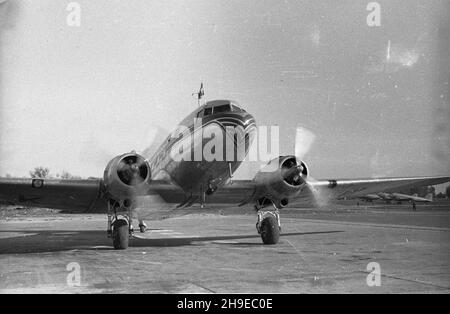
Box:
left=357, top=192, right=433, bottom=204
left=357, top=194, right=381, bottom=202
left=1, top=90, right=450, bottom=249
left=378, top=192, right=432, bottom=204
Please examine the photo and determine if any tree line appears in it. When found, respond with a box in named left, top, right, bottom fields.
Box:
left=28, top=166, right=82, bottom=180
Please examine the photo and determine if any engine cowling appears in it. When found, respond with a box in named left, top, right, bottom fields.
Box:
left=103, top=152, right=152, bottom=201
left=254, top=156, right=308, bottom=208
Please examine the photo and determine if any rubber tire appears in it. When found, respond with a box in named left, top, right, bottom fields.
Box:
left=112, top=219, right=129, bottom=250
left=260, top=215, right=280, bottom=245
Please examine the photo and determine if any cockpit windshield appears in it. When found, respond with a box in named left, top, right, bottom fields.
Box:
left=197, top=100, right=245, bottom=118
left=231, top=102, right=246, bottom=112
left=213, top=104, right=231, bottom=114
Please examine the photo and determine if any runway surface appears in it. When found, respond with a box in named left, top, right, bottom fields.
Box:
left=0, top=203, right=449, bottom=293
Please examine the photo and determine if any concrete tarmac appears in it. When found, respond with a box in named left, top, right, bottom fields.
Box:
left=0, top=203, right=449, bottom=293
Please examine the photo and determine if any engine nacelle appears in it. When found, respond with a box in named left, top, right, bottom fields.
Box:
left=254, top=156, right=308, bottom=208
left=103, top=152, right=152, bottom=201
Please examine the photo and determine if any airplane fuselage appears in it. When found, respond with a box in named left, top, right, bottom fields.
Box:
left=144, top=100, right=256, bottom=195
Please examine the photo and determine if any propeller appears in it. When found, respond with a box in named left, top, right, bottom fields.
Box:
left=117, top=152, right=175, bottom=223
left=280, top=127, right=316, bottom=183
left=79, top=126, right=170, bottom=170
left=294, top=127, right=316, bottom=161
left=117, top=155, right=148, bottom=186
left=79, top=126, right=172, bottom=220
left=293, top=126, right=329, bottom=207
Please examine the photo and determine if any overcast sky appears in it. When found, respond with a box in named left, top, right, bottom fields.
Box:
left=0, top=0, right=449, bottom=180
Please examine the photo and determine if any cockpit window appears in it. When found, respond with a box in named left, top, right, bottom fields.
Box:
left=197, top=107, right=212, bottom=117
left=231, top=104, right=241, bottom=112
left=232, top=104, right=246, bottom=112
left=213, top=104, right=231, bottom=114
left=204, top=107, right=213, bottom=116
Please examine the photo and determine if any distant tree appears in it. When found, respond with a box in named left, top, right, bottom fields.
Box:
left=5, top=174, right=11, bottom=178
left=436, top=192, right=445, bottom=199
left=60, top=170, right=72, bottom=179
left=409, top=186, right=419, bottom=195
left=58, top=170, right=82, bottom=180
left=428, top=186, right=436, bottom=197
left=446, top=185, right=450, bottom=198
left=29, top=167, right=50, bottom=178
left=409, top=186, right=434, bottom=197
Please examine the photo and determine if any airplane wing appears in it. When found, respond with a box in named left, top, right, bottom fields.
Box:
left=1, top=176, right=449, bottom=212
left=390, top=193, right=432, bottom=203
left=0, top=177, right=186, bottom=213
left=205, top=175, right=450, bottom=208
left=290, top=176, right=450, bottom=206
left=0, top=178, right=105, bottom=212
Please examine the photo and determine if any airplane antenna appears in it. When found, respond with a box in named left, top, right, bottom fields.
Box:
left=192, top=82, right=205, bottom=107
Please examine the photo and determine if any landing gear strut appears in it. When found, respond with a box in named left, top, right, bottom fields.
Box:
left=255, top=202, right=281, bottom=245
left=107, top=199, right=134, bottom=250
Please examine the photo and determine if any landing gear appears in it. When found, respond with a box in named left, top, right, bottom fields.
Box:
left=139, top=220, right=148, bottom=233
left=112, top=219, right=129, bottom=250
left=255, top=206, right=281, bottom=245
left=107, top=199, right=134, bottom=250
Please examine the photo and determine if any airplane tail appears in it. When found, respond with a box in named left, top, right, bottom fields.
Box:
left=425, top=193, right=433, bottom=202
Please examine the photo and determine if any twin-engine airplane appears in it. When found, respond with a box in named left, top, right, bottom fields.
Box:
left=1, top=95, right=449, bottom=249
left=357, top=192, right=433, bottom=204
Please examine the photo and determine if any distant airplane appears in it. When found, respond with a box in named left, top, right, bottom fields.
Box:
left=357, top=194, right=381, bottom=202
left=1, top=85, right=449, bottom=249
left=379, top=192, right=432, bottom=204
left=358, top=192, right=433, bottom=204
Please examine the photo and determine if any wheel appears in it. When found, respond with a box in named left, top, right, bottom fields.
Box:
left=112, top=219, right=129, bottom=250
left=139, top=223, right=147, bottom=233
left=260, top=215, right=280, bottom=245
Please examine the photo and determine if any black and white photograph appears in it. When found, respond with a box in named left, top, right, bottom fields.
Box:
left=0, top=0, right=449, bottom=297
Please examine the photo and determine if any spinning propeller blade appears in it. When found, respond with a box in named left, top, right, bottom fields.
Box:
left=294, top=126, right=328, bottom=207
